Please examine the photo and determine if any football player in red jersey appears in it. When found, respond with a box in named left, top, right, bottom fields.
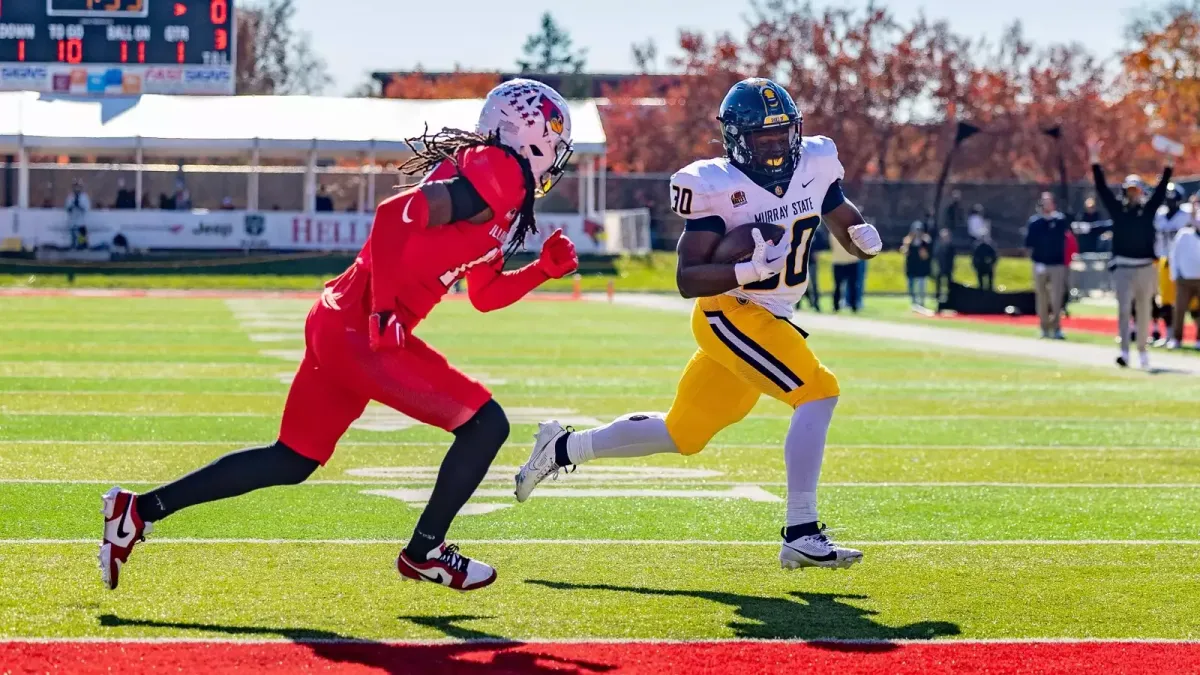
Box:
left=99, top=79, right=578, bottom=592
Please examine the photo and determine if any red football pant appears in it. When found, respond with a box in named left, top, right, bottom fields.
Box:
left=279, top=302, right=492, bottom=464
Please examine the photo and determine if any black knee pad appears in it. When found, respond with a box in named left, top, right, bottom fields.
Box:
left=455, top=400, right=510, bottom=452
left=270, top=440, right=320, bottom=485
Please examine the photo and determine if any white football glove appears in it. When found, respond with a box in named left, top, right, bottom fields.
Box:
left=847, top=223, right=882, bottom=256
left=735, top=228, right=790, bottom=285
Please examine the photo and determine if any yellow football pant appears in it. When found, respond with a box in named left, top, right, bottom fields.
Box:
left=664, top=295, right=840, bottom=456
left=1159, top=258, right=1200, bottom=311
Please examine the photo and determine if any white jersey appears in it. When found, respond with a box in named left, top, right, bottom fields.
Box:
left=1155, top=203, right=1193, bottom=258
left=670, top=135, right=845, bottom=317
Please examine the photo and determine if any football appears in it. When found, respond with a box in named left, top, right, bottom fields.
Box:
left=709, top=223, right=788, bottom=265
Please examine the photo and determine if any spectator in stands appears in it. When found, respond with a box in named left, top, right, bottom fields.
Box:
left=64, top=179, right=91, bottom=250
left=173, top=180, right=192, bottom=211
left=114, top=179, right=136, bottom=209
left=967, top=203, right=988, bottom=241
left=830, top=232, right=860, bottom=313
left=220, top=197, right=236, bottom=210
left=315, top=185, right=335, bottom=212
left=944, top=190, right=964, bottom=238
left=1074, top=196, right=1105, bottom=254
left=140, top=193, right=152, bottom=209
left=902, top=221, right=933, bottom=308
left=1025, top=192, right=1070, bottom=340
left=933, top=228, right=956, bottom=303
left=112, top=232, right=129, bottom=255
left=40, top=181, right=54, bottom=209
left=973, top=228, right=998, bottom=291
left=1169, top=217, right=1200, bottom=349
left=1088, top=136, right=1173, bottom=368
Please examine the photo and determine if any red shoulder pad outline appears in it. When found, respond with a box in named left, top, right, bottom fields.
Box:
left=457, top=146, right=527, bottom=218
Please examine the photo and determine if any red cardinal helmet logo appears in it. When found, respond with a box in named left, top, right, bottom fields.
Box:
left=538, top=95, right=565, bottom=135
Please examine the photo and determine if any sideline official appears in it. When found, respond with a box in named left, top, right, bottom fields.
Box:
left=1087, top=137, right=1175, bottom=369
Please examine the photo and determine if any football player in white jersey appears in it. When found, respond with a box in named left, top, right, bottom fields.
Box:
left=516, top=78, right=882, bottom=570
left=1154, top=184, right=1193, bottom=347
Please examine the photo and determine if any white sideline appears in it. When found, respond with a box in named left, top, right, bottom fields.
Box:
left=595, top=293, right=1200, bottom=375
left=2, top=637, right=1199, bottom=645
left=5, top=538, right=1200, bottom=546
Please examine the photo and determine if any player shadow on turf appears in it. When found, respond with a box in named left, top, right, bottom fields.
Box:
left=526, top=581, right=961, bottom=649
left=98, top=614, right=615, bottom=674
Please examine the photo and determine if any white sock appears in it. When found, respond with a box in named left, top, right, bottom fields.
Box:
left=566, top=412, right=678, bottom=464
left=784, top=397, right=838, bottom=527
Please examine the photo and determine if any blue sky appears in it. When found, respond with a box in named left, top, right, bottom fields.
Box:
left=292, top=0, right=1144, bottom=94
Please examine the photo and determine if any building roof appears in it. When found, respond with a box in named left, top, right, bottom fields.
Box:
left=0, top=92, right=607, bottom=158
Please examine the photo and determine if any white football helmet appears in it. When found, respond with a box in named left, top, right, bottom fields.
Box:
left=477, top=78, right=573, bottom=197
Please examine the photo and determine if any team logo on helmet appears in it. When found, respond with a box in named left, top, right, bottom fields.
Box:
left=762, top=84, right=784, bottom=113
left=538, top=95, right=565, bottom=136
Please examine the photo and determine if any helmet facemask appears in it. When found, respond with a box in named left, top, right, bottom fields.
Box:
left=531, top=138, right=574, bottom=198
left=742, top=124, right=800, bottom=175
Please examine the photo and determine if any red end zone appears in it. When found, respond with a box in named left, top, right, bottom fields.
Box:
left=4, top=640, right=1199, bottom=674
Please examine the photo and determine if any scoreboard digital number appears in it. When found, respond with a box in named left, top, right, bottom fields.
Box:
left=0, top=1, right=234, bottom=95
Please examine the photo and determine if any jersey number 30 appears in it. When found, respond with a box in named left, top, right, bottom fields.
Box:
left=671, top=185, right=693, bottom=215
left=743, top=216, right=821, bottom=291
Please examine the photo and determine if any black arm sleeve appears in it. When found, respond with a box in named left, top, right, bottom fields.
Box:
left=431, top=176, right=490, bottom=223
left=1145, top=166, right=1175, bottom=213
left=822, top=179, right=846, bottom=214
left=1092, top=164, right=1122, bottom=219
left=684, top=215, right=727, bottom=234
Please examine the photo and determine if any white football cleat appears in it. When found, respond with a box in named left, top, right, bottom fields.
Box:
left=397, top=542, right=496, bottom=591
left=514, top=420, right=572, bottom=503
left=1139, top=350, right=1152, bottom=370
left=779, top=525, right=863, bottom=570
left=99, top=486, right=152, bottom=590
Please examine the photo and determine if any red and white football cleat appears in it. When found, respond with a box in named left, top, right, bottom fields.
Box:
left=397, top=542, right=496, bottom=591
left=99, top=486, right=151, bottom=590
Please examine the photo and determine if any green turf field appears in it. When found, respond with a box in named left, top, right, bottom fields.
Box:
left=1, top=293, right=1198, bottom=643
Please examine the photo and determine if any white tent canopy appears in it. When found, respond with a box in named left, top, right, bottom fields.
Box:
left=0, top=92, right=607, bottom=158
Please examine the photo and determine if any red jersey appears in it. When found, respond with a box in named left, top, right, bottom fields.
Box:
left=321, top=145, right=527, bottom=330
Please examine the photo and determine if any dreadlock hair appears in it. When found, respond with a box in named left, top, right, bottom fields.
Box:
left=400, top=125, right=539, bottom=260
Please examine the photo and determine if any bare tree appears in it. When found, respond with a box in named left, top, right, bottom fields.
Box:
left=236, top=0, right=331, bottom=95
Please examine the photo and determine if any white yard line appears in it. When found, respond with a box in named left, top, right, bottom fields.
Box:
left=2, top=439, right=1197, bottom=452
left=2, top=637, right=1199, bottom=645
left=2, top=478, right=1198, bottom=489
left=4, top=538, right=1200, bottom=546
left=5, top=409, right=1199, bottom=426
left=598, top=293, right=1200, bottom=375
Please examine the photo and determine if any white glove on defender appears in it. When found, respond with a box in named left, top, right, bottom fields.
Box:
left=847, top=223, right=882, bottom=256
left=735, top=228, right=791, bottom=285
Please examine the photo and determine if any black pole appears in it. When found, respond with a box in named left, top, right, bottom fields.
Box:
left=933, top=122, right=981, bottom=230
left=3, top=154, right=12, bottom=208
left=932, top=144, right=959, bottom=231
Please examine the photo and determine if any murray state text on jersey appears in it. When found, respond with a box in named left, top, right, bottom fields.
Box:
left=669, top=135, right=847, bottom=318
left=754, top=198, right=815, bottom=225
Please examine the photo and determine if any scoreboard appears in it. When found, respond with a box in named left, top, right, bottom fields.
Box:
left=0, top=1, right=234, bottom=95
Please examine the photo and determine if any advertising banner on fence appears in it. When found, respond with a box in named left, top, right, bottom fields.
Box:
left=2, top=209, right=615, bottom=255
